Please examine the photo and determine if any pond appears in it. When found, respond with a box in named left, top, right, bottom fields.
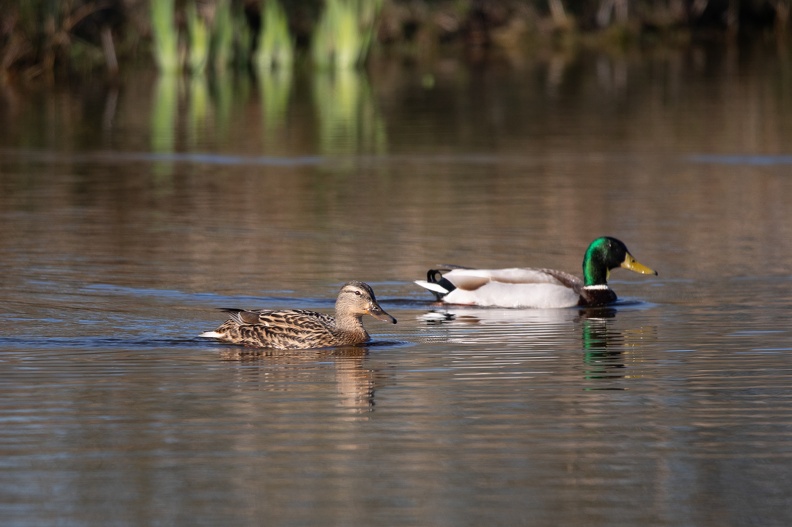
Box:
left=1, top=40, right=792, bottom=526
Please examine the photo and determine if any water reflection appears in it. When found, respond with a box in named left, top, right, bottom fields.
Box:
left=217, top=346, right=381, bottom=413
left=151, top=73, right=178, bottom=178
left=3, top=44, right=792, bottom=527
left=418, top=307, right=583, bottom=383
left=421, top=305, right=658, bottom=387
left=188, top=75, right=211, bottom=147
left=420, top=306, right=578, bottom=344
left=313, top=69, right=387, bottom=155
left=259, top=67, right=293, bottom=147
left=579, top=308, right=624, bottom=385
left=579, top=307, right=658, bottom=388
left=146, top=66, right=384, bottom=163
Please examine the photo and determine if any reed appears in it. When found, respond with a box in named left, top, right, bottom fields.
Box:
left=232, top=6, right=254, bottom=69
left=2, top=0, right=790, bottom=77
left=152, top=0, right=236, bottom=74
left=255, top=0, right=295, bottom=71
left=150, top=0, right=180, bottom=73
left=311, top=0, right=383, bottom=69
left=212, top=0, right=235, bottom=71
left=186, top=2, right=210, bottom=73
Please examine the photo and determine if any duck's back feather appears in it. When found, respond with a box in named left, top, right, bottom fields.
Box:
left=444, top=268, right=582, bottom=290
left=209, top=309, right=345, bottom=350
left=416, top=267, right=585, bottom=308
left=226, top=308, right=335, bottom=328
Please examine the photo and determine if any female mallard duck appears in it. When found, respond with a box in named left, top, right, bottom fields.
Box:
left=415, top=236, right=657, bottom=308
left=200, top=281, right=397, bottom=350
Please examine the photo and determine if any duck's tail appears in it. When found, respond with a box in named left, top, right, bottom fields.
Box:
left=414, top=269, right=457, bottom=301
left=199, top=308, right=250, bottom=339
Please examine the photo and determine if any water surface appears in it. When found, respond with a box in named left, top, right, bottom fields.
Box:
left=1, top=42, right=792, bottom=526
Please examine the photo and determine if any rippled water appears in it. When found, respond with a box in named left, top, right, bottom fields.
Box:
left=2, top=43, right=792, bottom=525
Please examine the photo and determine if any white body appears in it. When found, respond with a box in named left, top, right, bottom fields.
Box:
left=415, top=268, right=583, bottom=309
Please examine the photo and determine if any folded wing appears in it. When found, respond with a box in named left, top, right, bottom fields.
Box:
left=445, top=268, right=582, bottom=291
left=417, top=267, right=585, bottom=308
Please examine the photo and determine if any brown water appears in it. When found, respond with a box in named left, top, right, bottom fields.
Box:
left=2, top=41, right=792, bottom=526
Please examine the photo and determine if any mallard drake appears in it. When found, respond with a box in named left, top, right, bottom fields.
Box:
left=415, top=236, right=657, bottom=308
left=200, top=281, right=396, bottom=350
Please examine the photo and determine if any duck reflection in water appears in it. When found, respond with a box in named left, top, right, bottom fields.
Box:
left=419, top=306, right=656, bottom=388
left=579, top=308, right=657, bottom=389
left=216, top=346, right=388, bottom=413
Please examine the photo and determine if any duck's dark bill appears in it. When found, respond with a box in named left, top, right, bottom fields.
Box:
left=369, top=308, right=397, bottom=324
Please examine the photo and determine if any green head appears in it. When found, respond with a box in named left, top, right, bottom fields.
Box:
left=582, top=237, right=657, bottom=287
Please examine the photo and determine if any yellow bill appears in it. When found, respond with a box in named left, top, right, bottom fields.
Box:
left=621, top=253, right=658, bottom=276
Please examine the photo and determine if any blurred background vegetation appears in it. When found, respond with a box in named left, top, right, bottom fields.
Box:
left=0, top=0, right=789, bottom=81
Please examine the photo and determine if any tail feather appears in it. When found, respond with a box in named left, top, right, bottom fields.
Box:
left=414, top=280, right=449, bottom=295
left=415, top=268, right=457, bottom=301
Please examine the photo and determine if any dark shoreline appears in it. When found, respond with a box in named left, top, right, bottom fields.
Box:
left=1, top=0, right=789, bottom=81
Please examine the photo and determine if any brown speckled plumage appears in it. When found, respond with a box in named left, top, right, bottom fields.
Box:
left=201, top=281, right=396, bottom=350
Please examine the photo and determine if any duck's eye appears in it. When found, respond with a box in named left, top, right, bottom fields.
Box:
left=354, top=290, right=362, bottom=296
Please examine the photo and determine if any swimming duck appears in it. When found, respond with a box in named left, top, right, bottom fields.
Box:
left=414, top=236, right=657, bottom=308
left=200, top=281, right=397, bottom=350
